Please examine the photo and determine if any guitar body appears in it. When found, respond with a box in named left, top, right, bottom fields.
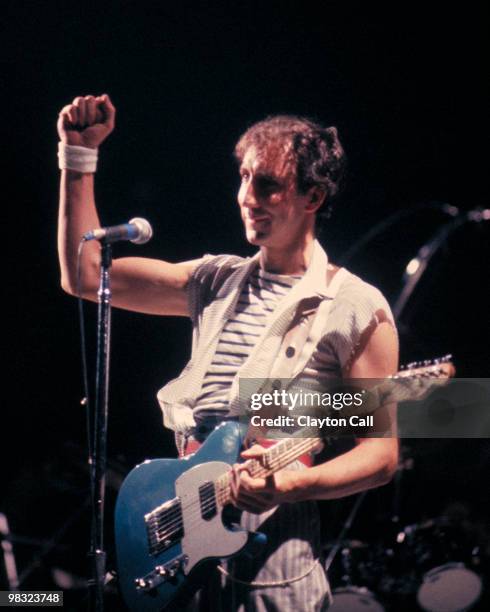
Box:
left=115, top=358, right=455, bottom=610
left=115, top=421, right=248, bottom=611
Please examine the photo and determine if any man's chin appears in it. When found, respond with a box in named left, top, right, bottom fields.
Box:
left=245, top=229, right=270, bottom=246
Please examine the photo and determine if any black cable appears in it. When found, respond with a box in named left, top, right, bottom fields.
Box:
left=76, top=239, right=96, bottom=541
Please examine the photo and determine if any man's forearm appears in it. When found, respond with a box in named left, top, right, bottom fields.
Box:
left=57, top=95, right=116, bottom=297
left=58, top=170, right=102, bottom=295
left=285, top=438, right=399, bottom=502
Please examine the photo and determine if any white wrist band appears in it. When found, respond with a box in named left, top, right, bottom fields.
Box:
left=58, top=142, right=98, bottom=173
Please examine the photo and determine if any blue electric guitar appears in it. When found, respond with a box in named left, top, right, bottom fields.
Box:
left=115, top=358, right=454, bottom=611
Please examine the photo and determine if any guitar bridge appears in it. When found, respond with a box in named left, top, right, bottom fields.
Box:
left=145, top=497, right=184, bottom=556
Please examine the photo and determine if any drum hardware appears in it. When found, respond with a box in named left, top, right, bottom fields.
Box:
left=324, top=439, right=486, bottom=610
left=394, top=516, right=483, bottom=611
left=323, top=490, right=389, bottom=609
left=325, top=446, right=415, bottom=611
left=329, top=586, right=386, bottom=612
left=324, top=491, right=369, bottom=575
left=417, top=562, right=482, bottom=612
left=325, top=205, right=490, bottom=609
left=0, top=498, right=90, bottom=590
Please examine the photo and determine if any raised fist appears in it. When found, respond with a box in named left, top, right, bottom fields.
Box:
left=57, top=94, right=116, bottom=149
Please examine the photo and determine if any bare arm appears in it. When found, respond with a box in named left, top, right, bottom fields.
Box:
left=231, top=317, right=400, bottom=512
left=57, top=95, right=197, bottom=316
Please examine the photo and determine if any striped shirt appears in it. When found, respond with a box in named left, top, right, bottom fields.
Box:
left=157, top=241, right=396, bottom=611
left=157, top=240, right=396, bottom=433
left=195, top=268, right=302, bottom=420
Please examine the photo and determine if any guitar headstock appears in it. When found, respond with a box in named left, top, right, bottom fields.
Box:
left=386, top=355, right=456, bottom=403
left=394, top=354, right=455, bottom=380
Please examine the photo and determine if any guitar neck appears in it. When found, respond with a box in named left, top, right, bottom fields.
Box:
left=214, top=357, right=454, bottom=507
left=215, top=436, right=319, bottom=506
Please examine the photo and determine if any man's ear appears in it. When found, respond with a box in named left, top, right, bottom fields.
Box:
left=305, top=187, right=327, bottom=213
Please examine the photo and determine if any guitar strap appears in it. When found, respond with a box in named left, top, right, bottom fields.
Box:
left=179, top=264, right=348, bottom=456
left=242, top=265, right=348, bottom=449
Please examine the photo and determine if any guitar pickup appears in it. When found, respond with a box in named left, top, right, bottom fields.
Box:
left=198, top=481, right=217, bottom=520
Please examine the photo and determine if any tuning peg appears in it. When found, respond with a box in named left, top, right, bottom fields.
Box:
left=434, top=354, right=452, bottom=364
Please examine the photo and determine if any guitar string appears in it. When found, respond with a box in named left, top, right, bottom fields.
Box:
left=148, top=444, right=314, bottom=540
left=147, top=368, right=449, bottom=542
left=149, top=437, right=313, bottom=527
left=152, top=414, right=447, bottom=545
left=167, top=438, right=315, bottom=518
left=149, top=366, right=441, bottom=541
left=151, top=370, right=442, bottom=544
left=136, top=367, right=451, bottom=553
left=149, top=438, right=318, bottom=544
left=150, top=367, right=444, bottom=527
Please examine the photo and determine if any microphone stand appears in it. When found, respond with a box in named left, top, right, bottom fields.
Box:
left=392, top=208, right=490, bottom=320
left=338, top=202, right=459, bottom=266
left=88, top=241, right=112, bottom=611
left=324, top=206, right=489, bottom=592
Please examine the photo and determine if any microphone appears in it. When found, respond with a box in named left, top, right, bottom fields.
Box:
left=83, top=217, right=153, bottom=245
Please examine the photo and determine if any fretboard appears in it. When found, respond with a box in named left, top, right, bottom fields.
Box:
left=215, top=435, right=319, bottom=506
left=213, top=357, right=454, bottom=507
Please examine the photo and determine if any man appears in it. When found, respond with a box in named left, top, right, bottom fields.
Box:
left=57, top=95, right=399, bottom=610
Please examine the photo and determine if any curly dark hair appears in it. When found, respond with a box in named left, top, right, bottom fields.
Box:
left=234, top=115, right=347, bottom=228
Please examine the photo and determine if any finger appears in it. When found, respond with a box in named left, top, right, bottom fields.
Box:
left=235, top=460, right=258, bottom=477
left=59, top=104, right=72, bottom=117
left=240, top=444, right=266, bottom=459
left=67, top=105, right=78, bottom=126
left=235, top=461, right=251, bottom=475
left=239, top=471, right=267, bottom=491
left=93, top=96, right=106, bottom=123
left=229, top=465, right=240, bottom=501
left=58, top=105, right=73, bottom=128
left=100, top=93, right=116, bottom=127
left=94, top=105, right=105, bottom=123
left=84, top=96, right=97, bottom=125
left=73, top=97, right=86, bottom=127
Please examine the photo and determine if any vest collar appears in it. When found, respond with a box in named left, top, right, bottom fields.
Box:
left=235, top=239, right=342, bottom=299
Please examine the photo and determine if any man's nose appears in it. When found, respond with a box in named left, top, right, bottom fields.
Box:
left=240, top=181, right=259, bottom=208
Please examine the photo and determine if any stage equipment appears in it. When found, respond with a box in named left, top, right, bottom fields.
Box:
left=78, top=220, right=153, bottom=611
left=393, top=207, right=490, bottom=319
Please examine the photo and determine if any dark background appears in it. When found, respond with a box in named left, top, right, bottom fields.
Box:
left=2, top=1, right=489, bottom=609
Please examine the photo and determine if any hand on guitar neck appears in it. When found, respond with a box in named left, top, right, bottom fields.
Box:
left=229, top=441, right=322, bottom=514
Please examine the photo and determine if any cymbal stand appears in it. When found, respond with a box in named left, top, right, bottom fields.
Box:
left=325, top=491, right=367, bottom=573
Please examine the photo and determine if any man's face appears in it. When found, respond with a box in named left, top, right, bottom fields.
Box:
left=237, top=145, right=314, bottom=249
